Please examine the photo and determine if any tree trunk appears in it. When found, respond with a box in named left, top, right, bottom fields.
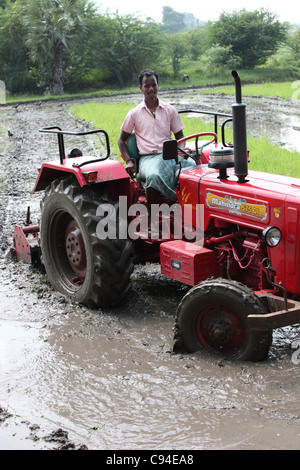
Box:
left=51, top=41, right=64, bottom=95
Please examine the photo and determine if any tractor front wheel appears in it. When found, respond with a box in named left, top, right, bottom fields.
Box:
left=40, top=177, right=133, bottom=309
left=175, top=278, right=272, bottom=361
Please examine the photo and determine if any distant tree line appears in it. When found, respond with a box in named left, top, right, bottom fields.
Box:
left=0, top=0, right=297, bottom=95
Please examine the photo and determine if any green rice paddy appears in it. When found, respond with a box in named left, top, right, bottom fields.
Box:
left=70, top=100, right=300, bottom=179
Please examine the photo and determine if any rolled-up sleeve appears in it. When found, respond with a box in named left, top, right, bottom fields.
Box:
left=169, top=105, right=184, bottom=135
left=121, top=109, right=135, bottom=134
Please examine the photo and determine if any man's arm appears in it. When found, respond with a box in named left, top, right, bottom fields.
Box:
left=118, top=130, right=136, bottom=177
left=118, top=130, right=132, bottom=162
left=174, top=129, right=194, bottom=158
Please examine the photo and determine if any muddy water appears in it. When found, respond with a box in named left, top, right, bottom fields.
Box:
left=1, top=90, right=300, bottom=450
left=171, top=88, right=300, bottom=152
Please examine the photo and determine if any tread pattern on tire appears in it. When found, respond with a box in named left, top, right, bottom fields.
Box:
left=40, top=176, right=134, bottom=308
left=175, top=278, right=273, bottom=361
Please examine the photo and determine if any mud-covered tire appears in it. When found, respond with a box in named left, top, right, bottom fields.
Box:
left=40, top=176, right=134, bottom=308
left=175, top=278, right=272, bottom=361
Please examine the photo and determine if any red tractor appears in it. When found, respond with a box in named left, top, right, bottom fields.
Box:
left=14, top=71, right=300, bottom=361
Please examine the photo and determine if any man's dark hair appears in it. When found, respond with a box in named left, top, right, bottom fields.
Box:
left=138, top=69, right=159, bottom=86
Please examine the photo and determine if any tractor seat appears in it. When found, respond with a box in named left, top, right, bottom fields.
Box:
left=125, top=133, right=145, bottom=183
left=126, top=133, right=140, bottom=160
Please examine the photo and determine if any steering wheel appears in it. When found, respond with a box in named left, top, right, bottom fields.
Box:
left=177, top=132, right=217, bottom=162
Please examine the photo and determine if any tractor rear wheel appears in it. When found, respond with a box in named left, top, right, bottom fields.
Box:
left=175, top=278, right=272, bottom=361
left=40, top=176, right=133, bottom=308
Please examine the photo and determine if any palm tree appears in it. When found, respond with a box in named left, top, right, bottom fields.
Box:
left=23, top=0, right=89, bottom=94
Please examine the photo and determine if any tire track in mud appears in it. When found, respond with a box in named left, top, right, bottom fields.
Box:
left=0, top=99, right=99, bottom=253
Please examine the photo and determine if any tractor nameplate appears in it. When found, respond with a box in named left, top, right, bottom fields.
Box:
left=206, top=192, right=268, bottom=221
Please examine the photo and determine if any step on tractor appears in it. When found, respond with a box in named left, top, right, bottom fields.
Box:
left=14, top=70, right=300, bottom=361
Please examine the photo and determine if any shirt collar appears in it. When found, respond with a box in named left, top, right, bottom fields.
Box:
left=142, top=98, right=165, bottom=111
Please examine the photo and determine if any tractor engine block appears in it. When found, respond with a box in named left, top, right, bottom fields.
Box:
left=206, top=226, right=269, bottom=291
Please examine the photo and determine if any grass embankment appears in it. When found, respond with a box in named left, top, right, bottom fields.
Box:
left=71, top=101, right=300, bottom=179
left=198, top=81, right=300, bottom=100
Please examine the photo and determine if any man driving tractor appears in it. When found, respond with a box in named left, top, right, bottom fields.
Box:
left=118, top=69, right=196, bottom=216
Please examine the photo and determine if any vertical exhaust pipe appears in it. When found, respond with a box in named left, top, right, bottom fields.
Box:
left=232, top=70, right=248, bottom=183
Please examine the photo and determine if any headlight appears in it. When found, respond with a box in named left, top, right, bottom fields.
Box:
left=262, top=226, right=281, bottom=247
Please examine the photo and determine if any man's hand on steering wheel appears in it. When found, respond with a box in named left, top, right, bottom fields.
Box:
left=177, top=132, right=217, bottom=162
left=178, top=147, right=193, bottom=159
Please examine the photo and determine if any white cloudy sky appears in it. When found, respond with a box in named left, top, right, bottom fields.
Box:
left=93, top=0, right=299, bottom=24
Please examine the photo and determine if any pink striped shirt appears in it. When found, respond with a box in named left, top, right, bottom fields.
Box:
left=121, top=100, right=184, bottom=155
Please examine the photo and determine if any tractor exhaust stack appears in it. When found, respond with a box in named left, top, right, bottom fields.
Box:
left=232, top=70, right=248, bottom=183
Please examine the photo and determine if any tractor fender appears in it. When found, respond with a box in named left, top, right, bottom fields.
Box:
left=33, top=158, right=129, bottom=192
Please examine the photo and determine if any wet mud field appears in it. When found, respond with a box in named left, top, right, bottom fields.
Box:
left=1, top=88, right=300, bottom=450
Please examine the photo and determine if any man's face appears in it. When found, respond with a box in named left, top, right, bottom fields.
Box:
left=140, top=74, right=158, bottom=100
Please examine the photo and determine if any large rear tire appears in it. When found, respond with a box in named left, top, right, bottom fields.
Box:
left=175, top=278, right=272, bottom=361
left=40, top=176, right=133, bottom=308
